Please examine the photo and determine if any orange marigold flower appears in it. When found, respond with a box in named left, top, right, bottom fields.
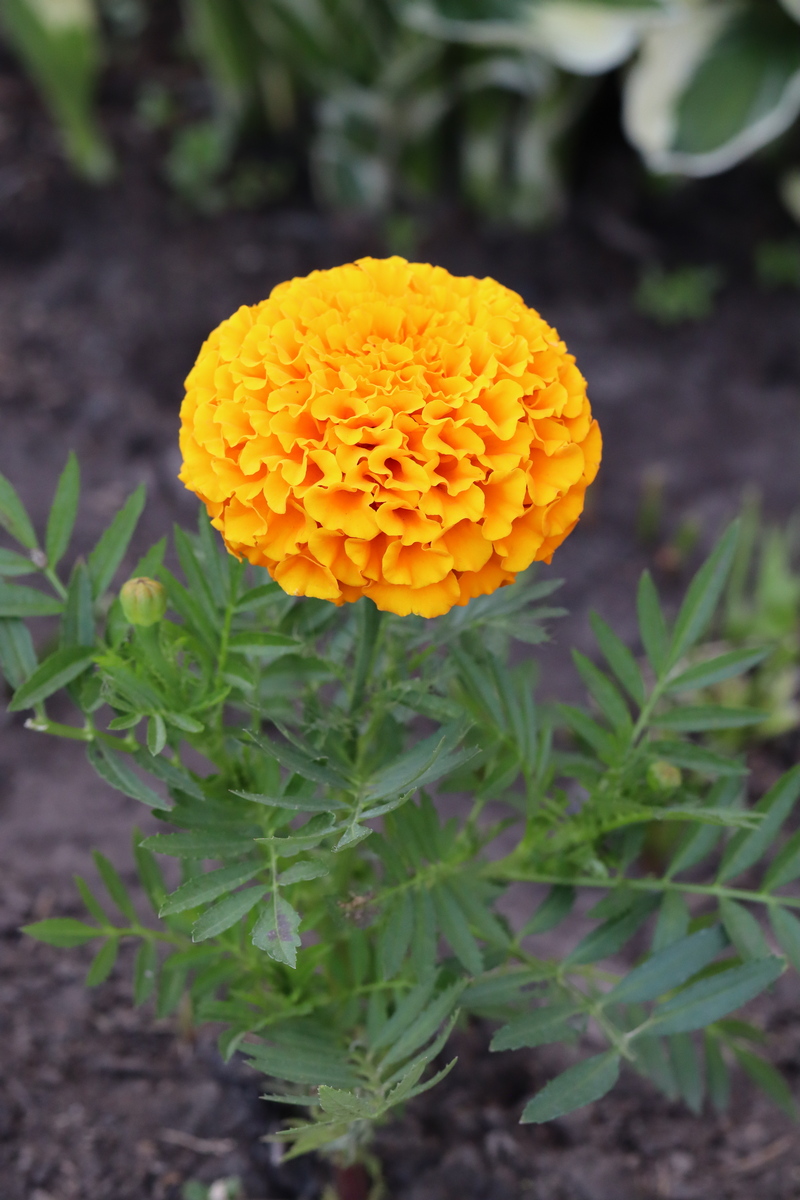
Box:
left=178, top=256, right=601, bottom=618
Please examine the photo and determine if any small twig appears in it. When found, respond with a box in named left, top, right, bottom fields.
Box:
left=159, top=1129, right=237, bottom=1156
left=725, top=1133, right=795, bottom=1175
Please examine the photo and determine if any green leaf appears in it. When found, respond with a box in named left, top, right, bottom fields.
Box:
left=92, top=850, right=137, bottom=921
left=191, top=885, right=267, bottom=941
left=142, top=830, right=256, bottom=858
left=768, top=906, right=800, bottom=973
left=160, top=862, right=262, bottom=915
left=668, top=778, right=741, bottom=877
left=8, top=645, right=94, bottom=711
left=669, top=1033, right=704, bottom=1113
left=0, top=582, right=63, bottom=617
left=228, top=631, right=301, bottom=660
left=521, top=1051, right=621, bottom=1124
left=0, top=618, right=36, bottom=688
left=0, top=548, right=36, bottom=576
left=87, top=484, right=146, bottom=597
left=380, top=890, right=414, bottom=978
left=637, top=571, right=669, bottom=676
left=558, top=704, right=619, bottom=764
left=668, top=523, right=739, bottom=668
left=652, top=891, right=690, bottom=951
left=608, top=926, right=728, bottom=1005
left=85, top=937, right=119, bottom=986
left=0, top=471, right=37, bottom=548
left=433, top=883, right=483, bottom=975
left=74, top=875, right=109, bottom=924
left=763, top=829, right=800, bottom=891
left=251, top=731, right=349, bottom=789
left=133, top=749, right=206, bottom=801
left=589, top=611, right=645, bottom=706
left=572, top=651, right=632, bottom=732
left=644, top=957, right=784, bottom=1035
left=654, top=705, right=768, bottom=732
left=647, top=740, right=747, bottom=777
left=133, top=940, right=158, bottom=1005
left=252, top=895, right=302, bottom=966
left=21, top=917, right=101, bottom=947
left=718, top=765, right=800, bottom=883
left=380, top=981, right=464, bottom=1069
left=665, top=647, right=770, bottom=693
left=491, top=1004, right=578, bottom=1052
left=234, top=582, right=281, bottom=611
left=147, top=714, right=167, bottom=756
left=704, top=1033, right=730, bottom=1112
left=45, top=452, right=80, bottom=569
left=277, top=861, right=329, bottom=886
left=363, top=719, right=474, bottom=802
left=88, top=743, right=164, bottom=807
left=132, top=830, right=166, bottom=913
left=234, top=790, right=342, bottom=813
left=371, top=976, right=437, bottom=1055
left=566, top=896, right=659, bottom=966
left=520, top=886, right=575, bottom=937
left=732, top=1046, right=797, bottom=1118
left=719, top=899, right=771, bottom=960
left=411, top=889, right=437, bottom=978
left=61, top=562, right=94, bottom=648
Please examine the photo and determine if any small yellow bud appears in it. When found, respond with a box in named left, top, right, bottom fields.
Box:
left=119, top=577, right=167, bottom=626
left=647, top=760, right=682, bottom=792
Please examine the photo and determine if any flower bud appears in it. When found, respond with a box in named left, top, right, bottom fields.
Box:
left=647, top=759, right=682, bottom=792
left=119, top=577, right=167, bottom=626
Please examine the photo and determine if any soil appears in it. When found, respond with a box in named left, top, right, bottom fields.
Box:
left=1, top=51, right=800, bottom=1200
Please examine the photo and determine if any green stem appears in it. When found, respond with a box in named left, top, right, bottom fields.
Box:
left=44, top=566, right=68, bottom=601
left=350, top=600, right=383, bottom=716
left=484, top=865, right=800, bottom=910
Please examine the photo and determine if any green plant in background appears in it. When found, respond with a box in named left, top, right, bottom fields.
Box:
left=1, top=0, right=113, bottom=181
left=634, top=264, right=722, bottom=325
left=755, top=238, right=800, bottom=290
left=3, top=459, right=800, bottom=1195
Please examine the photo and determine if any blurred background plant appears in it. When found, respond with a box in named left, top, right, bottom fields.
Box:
left=3, top=0, right=800, bottom=224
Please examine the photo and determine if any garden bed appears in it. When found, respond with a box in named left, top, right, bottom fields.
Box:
left=1, top=60, right=800, bottom=1200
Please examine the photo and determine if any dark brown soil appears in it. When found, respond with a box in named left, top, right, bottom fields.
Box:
left=1, top=56, right=800, bottom=1200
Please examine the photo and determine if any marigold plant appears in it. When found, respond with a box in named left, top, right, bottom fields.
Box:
left=1, top=269, right=799, bottom=1200
left=178, top=257, right=601, bottom=616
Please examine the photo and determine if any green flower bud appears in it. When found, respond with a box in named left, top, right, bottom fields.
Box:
left=647, top=759, right=682, bottom=792
left=119, top=577, right=167, bottom=626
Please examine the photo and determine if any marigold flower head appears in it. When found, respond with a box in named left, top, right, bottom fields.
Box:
left=178, top=257, right=601, bottom=618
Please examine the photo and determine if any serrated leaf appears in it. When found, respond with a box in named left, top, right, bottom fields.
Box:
left=521, top=1051, right=621, bottom=1124
left=233, top=790, right=342, bottom=813
left=92, top=850, right=137, bottom=921
left=160, top=863, right=261, bottom=915
left=764, top=829, right=800, bottom=892
left=652, top=891, right=691, bottom=951
left=644, top=957, right=784, bottom=1036
left=21, top=918, right=101, bottom=947
left=277, top=861, right=329, bottom=886
left=87, top=485, right=146, bottom=597
left=654, top=705, right=768, bottom=732
left=133, top=940, right=158, bottom=1005
left=191, top=885, right=267, bottom=941
left=252, top=894, right=302, bottom=966
left=132, top=830, right=166, bottom=913
left=411, top=888, right=437, bottom=978
left=669, top=1033, right=704, bottom=1113
left=558, top=704, right=619, bottom=763
left=648, top=740, right=747, bottom=777
left=768, top=906, right=800, bottom=974
left=0, top=583, right=63, bottom=617
left=370, top=976, right=437, bottom=1055
left=363, top=719, right=472, bottom=803
left=228, top=631, right=300, bottom=660
left=566, top=895, right=659, bottom=966
left=572, top=650, right=632, bottom=732
left=143, top=830, right=255, bottom=858
left=246, top=1025, right=359, bottom=1089
left=520, top=885, right=575, bottom=937
left=637, top=571, right=668, bottom=676
left=491, top=1004, right=578, bottom=1053
left=0, top=618, right=36, bottom=688
left=88, top=743, right=164, bottom=807
left=8, top=646, right=94, bottom=711
left=665, top=646, right=770, bottom=693
left=608, top=926, right=727, bottom=1005
left=380, top=981, right=464, bottom=1069
left=74, top=875, right=109, bottom=924
left=433, top=883, right=483, bottom=975
left=317, top=1086, right=376, bottom=1121
left=732, top=1047, right=797, bottom=1118
left=589, top=611, right=645, bottom=706
left=667, top=523, right=739, bottom=668
left=133, top=749, right=205, bottom=801
left=85, top=937, right=119, bottom=986
left=61, top=562, right=94, bottom=649
left=719, top=899, right=771, bottom=960
left=718, top=765, right=800, bottom=884
left=45, top=452, right=80, bottom=569
left=250, top=731, right=349, bottom=789
left=380, top=890, right=414, bottom=979
left=0, top=471, right=38, bottom=548
left=704, top=1032, right=730, bottom=1112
